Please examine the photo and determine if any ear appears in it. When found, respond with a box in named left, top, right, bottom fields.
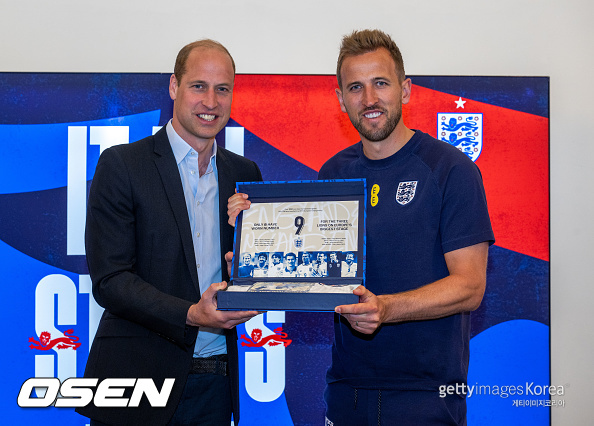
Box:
left=401, top=78, right=412, bottom=105
left=335, top=88, right=347, bottom=113
left=169, top=74, right=178, bottom=101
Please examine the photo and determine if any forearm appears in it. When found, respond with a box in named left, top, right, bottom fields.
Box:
left=93, top=270, right=194, bottom=342
left=337, top=242, right=489, bottom=335
left=87, top=148, right=193, bottom=344
left=379, top=242, right=489, bottom=323
left=378, top=273, right=485, bottom=323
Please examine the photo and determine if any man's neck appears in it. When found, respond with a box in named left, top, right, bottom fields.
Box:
left=197, top=143, right=214, bottom=177
left=171, top=120, right=215, bottom=176
left=362, top=126, right=415, bottom=160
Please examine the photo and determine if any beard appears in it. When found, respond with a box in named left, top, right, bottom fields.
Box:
left=349, top=104, right=402, bottom=142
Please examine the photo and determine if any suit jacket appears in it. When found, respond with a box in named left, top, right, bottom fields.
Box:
left=76, top=127, right=262, bottom=425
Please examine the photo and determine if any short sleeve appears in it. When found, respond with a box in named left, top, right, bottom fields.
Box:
left=440, top=161, right=495, bottom=254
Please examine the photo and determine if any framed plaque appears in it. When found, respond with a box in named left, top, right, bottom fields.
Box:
left=217, top=179, right=366, bottom=311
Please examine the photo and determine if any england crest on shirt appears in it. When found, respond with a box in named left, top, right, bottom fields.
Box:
left=396, top=181, right=417, bottom=205
left=438, top=113, right=483, bottom=162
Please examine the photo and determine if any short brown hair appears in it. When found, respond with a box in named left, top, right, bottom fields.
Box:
left=174, top=39, right=236, bottom=82
left=336, top=29, right=405, bottom=88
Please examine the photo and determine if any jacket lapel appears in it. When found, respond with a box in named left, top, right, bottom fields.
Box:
left=216, top=147, right=236, bottom=282
left=152, top=127, right=200, bottom=294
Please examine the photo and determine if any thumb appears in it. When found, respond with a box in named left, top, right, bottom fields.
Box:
left=353, top=285, right=366, bottom=296
left=356, top=286, right=375, bottom=303
left=206, top=281, right=227, bottom=296
left=215, top=281, right=228, bottom=291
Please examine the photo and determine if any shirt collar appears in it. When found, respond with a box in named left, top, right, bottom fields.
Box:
left=166, top=120, right=218, bottom=166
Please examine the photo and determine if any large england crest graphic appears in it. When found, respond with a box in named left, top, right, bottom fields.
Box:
left=438, top=113, right=483, bottom=162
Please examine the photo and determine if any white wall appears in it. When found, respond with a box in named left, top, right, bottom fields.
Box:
left=2, top=0, right=593, bottom=423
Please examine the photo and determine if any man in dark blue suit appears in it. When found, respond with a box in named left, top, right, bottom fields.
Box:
left=77, top=39, right=261, bottom=425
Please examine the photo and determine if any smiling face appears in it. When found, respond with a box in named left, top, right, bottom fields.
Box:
left=285, top=254, right=296, bottom=269
left=242, top=253, right=251, bottom=265
left=336, top=48, right=411, bottom=146
left=302, top=252, right=311, bottom=264
left=169, top=47, right=234, bottom=151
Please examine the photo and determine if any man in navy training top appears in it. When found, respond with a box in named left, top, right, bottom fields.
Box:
left=227, top=29, right=494, bottom=425
left=317, top=29, right=494, bottom=425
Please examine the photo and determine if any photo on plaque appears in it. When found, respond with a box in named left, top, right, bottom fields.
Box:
left=217, top=179, right=366, bottom=311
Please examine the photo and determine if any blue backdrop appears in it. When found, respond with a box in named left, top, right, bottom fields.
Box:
left=0, top=73, right=550, bottom=425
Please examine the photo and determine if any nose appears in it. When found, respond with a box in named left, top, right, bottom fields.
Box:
left=203, top=88, right=218, bottom=109
left=362, top=86, right=378, bottom=107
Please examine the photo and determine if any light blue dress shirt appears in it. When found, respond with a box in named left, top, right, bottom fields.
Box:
left=166, top=122, right=226, bottom=357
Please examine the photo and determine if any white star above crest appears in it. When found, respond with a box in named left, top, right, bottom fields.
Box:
left=455, top=97, right=466, bottom=109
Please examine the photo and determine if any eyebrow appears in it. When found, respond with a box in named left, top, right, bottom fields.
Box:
left=186, top=79, right=207, bottom=86
left=347, top=76, right=391, bottom=87
left=186, top=79, right=232, bottom=88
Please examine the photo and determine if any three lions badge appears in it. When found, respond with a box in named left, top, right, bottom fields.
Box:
left=396, top=181, right=417, bottom=205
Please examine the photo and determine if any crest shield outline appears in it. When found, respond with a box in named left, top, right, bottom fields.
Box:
left=438, top=113, right=483, bottom=162
left=396, top=181, right=418, bottom=205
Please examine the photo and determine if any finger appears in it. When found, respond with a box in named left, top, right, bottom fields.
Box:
left=353, top=285, right=366, bottom=296
left=227, top=192, right=249, bottom=206
left=356, top=287, right=377, bottom=304
left=208, top=281, right=228, bottom=295
left=227, top=201, right=251, bottom=215
left=228, top=191, right=246, bottom=201
left=227, top=203, right=249, bottom=226
left=355, top=325, right=374, bottom=335
left=225, top=252, right=234, bottom=276
left=228, top=194, right=250, bottom=208
left=335, top=302, right=363, bottom=315
left=350, top=316, right=371, bottom=333
left=232, top=310, right=260, bottom=319
left=226, top=204, right=241, bottom=217
left=351, top=316, right=368, bottom=332
left=228, top=211, right=238, bottom=227
left=220, top=311, right=260, bottom=326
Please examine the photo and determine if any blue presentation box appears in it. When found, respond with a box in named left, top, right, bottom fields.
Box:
left=218, top=179, right=366, bottom=311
